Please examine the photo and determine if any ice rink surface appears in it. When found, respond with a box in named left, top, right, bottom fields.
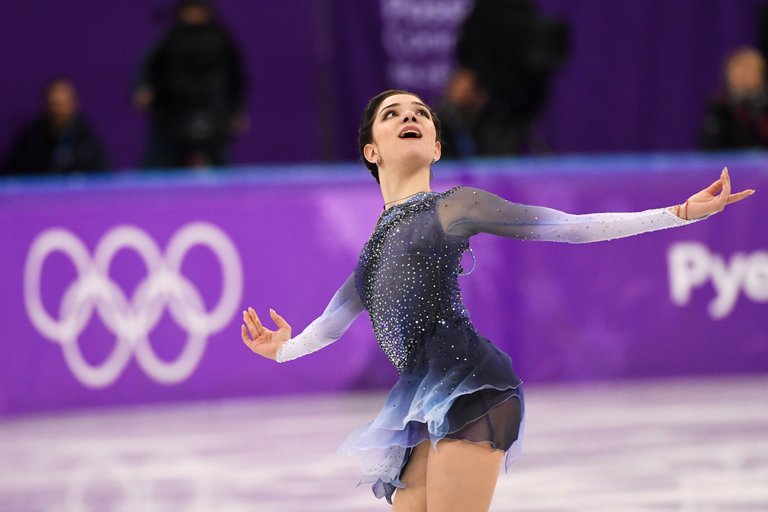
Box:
left=1, top=375, right=767, bottom=512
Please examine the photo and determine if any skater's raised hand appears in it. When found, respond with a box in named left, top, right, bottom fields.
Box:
left=241, top=307, right=292, bottom=360
left=676, top=167, right=755, bottom=220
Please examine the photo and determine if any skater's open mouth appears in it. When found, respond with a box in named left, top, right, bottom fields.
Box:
left=399, top=126, right=422, bottom=139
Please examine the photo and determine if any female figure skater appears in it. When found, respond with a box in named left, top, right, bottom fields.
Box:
left=241, top=90, right=754, bottom=511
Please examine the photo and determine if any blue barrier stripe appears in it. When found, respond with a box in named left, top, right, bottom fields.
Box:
left=1, top=150, right=766, bottom=195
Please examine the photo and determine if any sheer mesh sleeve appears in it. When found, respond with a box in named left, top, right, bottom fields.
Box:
left=276, top=272, right=364, bottom=363
left=438, top=186, right=702, bottom=242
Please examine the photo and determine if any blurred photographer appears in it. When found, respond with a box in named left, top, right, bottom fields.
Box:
left=440, top=0, right=568, bottom=157
left=134, top=0, right=246, bottom=169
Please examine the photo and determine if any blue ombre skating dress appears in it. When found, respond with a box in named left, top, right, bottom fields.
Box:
left=276, top=186, right=695, bottom=503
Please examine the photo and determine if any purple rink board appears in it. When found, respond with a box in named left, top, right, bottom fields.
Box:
left=1, top=152, right=766, bottom=416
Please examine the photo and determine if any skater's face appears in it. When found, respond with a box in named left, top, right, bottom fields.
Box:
left=363, top=93, right=441, bottom=176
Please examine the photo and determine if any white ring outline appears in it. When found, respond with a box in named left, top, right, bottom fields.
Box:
left=24, top=223, right=243, bottom=388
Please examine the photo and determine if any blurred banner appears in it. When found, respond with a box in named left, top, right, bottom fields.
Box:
left=1, top=153, right=766, bottom=415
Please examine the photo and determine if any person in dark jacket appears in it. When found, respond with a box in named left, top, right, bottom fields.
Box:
left=442, top=0, right=568, bottom=157
left=134, top=0, right=246, bottom=169
left=700, top=47, right=768, bottom=150
left=3, top=78, right=109, bottom=175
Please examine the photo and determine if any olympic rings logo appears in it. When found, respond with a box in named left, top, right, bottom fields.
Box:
left=23, top=223, right=243, bottom=388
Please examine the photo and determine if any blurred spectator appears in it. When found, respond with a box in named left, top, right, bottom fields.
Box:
left=440, top=0, right=568, bottom=157
left=3, top=78, right=109, bottom=175
left=700, top=47, right=768, bottom=150
left=134, top=0, right=246, bottom=169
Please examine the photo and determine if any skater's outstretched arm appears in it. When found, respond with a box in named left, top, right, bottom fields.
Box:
left=438, top=168, right=754, bottom=242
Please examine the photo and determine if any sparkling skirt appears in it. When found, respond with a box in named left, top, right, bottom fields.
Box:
left=338, top=322, right=525, bottom=503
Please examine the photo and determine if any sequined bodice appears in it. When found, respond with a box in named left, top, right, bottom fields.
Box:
left=354, top=190, right=472, bottom=372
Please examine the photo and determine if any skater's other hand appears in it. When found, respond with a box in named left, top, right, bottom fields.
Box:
left=241, top=307, right=291, bottom=360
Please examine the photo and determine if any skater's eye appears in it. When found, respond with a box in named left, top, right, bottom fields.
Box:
left=382, top=110, right=397, bottom=120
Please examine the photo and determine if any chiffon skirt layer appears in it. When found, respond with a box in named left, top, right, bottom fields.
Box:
left=338, top=322, right=524, bottom=503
